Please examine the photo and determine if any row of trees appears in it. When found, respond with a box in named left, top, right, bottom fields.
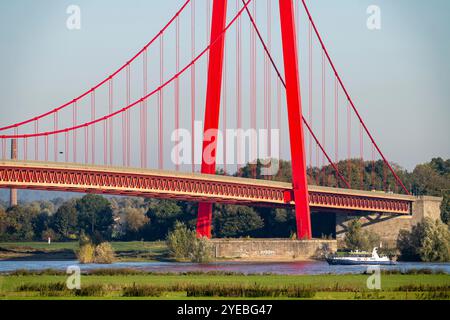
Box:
left=0, top=195, right=114, bottom=242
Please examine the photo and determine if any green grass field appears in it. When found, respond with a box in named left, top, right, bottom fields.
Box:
left=0, top=273, right=448, bottom=300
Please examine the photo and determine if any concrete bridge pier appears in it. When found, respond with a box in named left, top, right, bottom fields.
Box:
left=336, top=195, right=443, bottom=247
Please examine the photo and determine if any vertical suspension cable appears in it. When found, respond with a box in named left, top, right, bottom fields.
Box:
left=236, top=0, right=242, bottom=171
left=175, top=17, right=180, bottom=171
left=84, top=126, right=88, bottom=164
left=159, top=35, right=164, bottom=170
left=335, top=78, right=339, bottom=163
left=277, top=80, right=281, bottom=167
left=267, top=0, right=272, bottom=159
left=371, top=144, right=375, bottom=189
left=54, top=113, right=58, bottom=162
left=72, top=101, right=77, bottom=163
left=223, top=41, right=228, bottom=175
left=236, top=0, right=242, bottom=172
left=91, top=91, right=96, bottom=164
left=263, top=4, right=268, bottom=166
left=321, top=51, right=326, bottom=184
left=335, top=78, right=339, bottom=186
left=360, top=121, right=364, bottom=189
left=34, top=119, right=39, bottom=161
left=315, top=140, right=320, bottom=185
left=65, top=131, right=69, bottom=163
left=160, top=36, right=165, bottom=169
left=1, top=138, right=4, bottom=160
left=308, top=21, right=313, bottom=169
left=122, top=109, right=126, bottom=166
left=250, top=0, right=257, bottom=177
left=206, top=0, right=211, bottom=64
left=103, top=121, right=107, bottom=165
left=142, top=49, right=149, bottom=169
left=191, top=0, right=196, bottom=172
left=24, top=137, right=28, bottom=161
left=109, top=79, right=113, bottom=166
left=347, top=100, right=351, bottom=188
left=126, top=65, right=131, bottom=167
left=45, top=134, right=49, bottom=162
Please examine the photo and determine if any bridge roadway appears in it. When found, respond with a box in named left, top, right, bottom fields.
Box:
left=0, top=160, right=414, bottom=215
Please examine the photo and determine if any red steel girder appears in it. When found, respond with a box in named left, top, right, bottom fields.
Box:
left=0, top=162, right=413, bottom=215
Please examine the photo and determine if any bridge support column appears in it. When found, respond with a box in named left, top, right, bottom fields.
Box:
left=279, top=0, right=311, bottom=239
left=9, top=139, right=17, bottom=207
left=196, top=0, right=228, bottom=238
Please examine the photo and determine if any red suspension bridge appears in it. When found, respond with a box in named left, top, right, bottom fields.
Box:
left=0, top=0, right=413, bottom=239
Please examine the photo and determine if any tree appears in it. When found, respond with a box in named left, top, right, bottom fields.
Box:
left=121, top=207, right=149, bottom=240
left=397, top=218, right=450, bottom=262
left=4, top=205, right=39, bottom=241
left=213, top=205, right=264, bottom=238
left=143, top=200, right=183, bottom=240
left=343, top=219, right=380, bottom=251
left=441, top=195, right=450, bottom=225
left=0, top=208, right=7, bottom=240
left=52, top=201, right=78, bottom=240
left=75, top=194, right=114, bottom=242
left=166, top=221, right=197, bottom=259
left=32, top=212, right=52, bottom=240
left=166, top=221, right=212, bottom=263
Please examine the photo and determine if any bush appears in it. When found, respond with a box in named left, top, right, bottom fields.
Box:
left=397, top=218, right=450, bottom=262
left=343, top=219, right=380, bottom=251
left=77, top=243, right=95, bottom=264
left=122, top=283, right=164, bottom=297
left=74, top=284, right=107, bottom=297
left=166, top=222, right=213, bottom=263
left=190, top=236, right=213, bottom=263
left=41, top=228, right=58, bottom=242
left=186, top=284, right=316, bottom=298
left=94, top=242, right=115, bottom=264
left=166, top=221, right=197, bottom=259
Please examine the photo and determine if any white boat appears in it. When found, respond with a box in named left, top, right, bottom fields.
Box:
left=326, top=247, right=396, bottom=266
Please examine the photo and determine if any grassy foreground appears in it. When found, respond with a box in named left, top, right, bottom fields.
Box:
left=0, top=272, right=449, bottom=300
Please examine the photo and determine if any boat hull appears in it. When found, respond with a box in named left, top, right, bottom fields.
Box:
left=326, top=258, right=397, bottom=266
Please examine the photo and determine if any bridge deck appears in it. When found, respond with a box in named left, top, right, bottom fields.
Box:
left=0, top=160, right=415, bottom=214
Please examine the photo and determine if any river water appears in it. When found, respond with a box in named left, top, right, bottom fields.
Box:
left=0, top=260, right=449, bottom=275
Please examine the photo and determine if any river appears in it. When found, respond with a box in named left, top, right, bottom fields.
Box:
left=0, top=260, right=449, bottom=275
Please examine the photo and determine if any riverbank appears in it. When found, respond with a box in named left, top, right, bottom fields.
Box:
left=0, top=240, right=332, bottom=263
left=0, top=241, right=168, bottom=262
left=0, top=272, right=448, bottom=300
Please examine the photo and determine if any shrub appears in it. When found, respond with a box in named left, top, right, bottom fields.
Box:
left=166, top=221, right=197, bottom=260
left=397, top=218, right=450, bottom=262
left=190, top=236, right=213, bottom=263
left=344, top=219, right=380, bottom=251
left=166, top=222, right=214, bottom=263
left=77, top=243, right=95, bottom=264
left=41, top=228, right=58, bottom=242
left=74, top=284, right=106, bottom=297
left=94, top=242, right=115, bottom=264
left=185, top=284, right=316, bottom=298
left=17, top=282, right=66, bottom=292
left=122, top=283, right=164, bottom=297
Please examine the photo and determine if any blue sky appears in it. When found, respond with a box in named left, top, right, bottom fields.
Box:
left=0, top=0, right=449, bottom=171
